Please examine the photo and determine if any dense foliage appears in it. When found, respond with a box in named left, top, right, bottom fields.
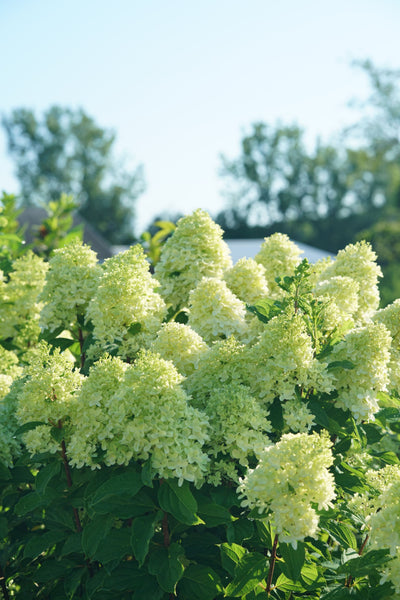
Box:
left=2, top=106, right=144, bottom=244
left=1, top=206, right=400, bottom=599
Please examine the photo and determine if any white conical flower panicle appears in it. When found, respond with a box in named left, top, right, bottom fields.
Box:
left=154, top=209, right=232, bottom=308
left=331, top=322, right=391, bottom=422
left=317, top=241, right=381, bottom=324
left=188, top=277, right=247, bottom=343
left=224, top=257, right=269, bottom=305
left=40, top=241, right=101, bottom=331
left=238, top=431, right=335, bottom=546
left=150, top=322, right=208, bottom=376
left=87, top=244, right=167, bottom=359
left=373, top=299, right=400, bottom=392
left=255, top=233, right=302, bottom=297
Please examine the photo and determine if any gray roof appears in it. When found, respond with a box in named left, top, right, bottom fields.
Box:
left=226, top=239, right=332, bottom=264
left=18, top=207, right=113, bottom=262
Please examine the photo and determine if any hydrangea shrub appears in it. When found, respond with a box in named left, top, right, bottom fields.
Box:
left=0, top=208, right=400, bottom=598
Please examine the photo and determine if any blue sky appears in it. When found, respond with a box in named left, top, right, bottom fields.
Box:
left=1, top=0, right=399, bottom=234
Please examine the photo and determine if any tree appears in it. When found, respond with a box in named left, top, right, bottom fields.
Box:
left=2, top=106, right=145, bottom=244
left=217, top=61, right=400, bottom=252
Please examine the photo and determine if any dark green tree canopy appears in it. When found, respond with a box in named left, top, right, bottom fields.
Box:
left=217, top=61, right=400, bottom=253
left=2, top=106, right=145, bottom=244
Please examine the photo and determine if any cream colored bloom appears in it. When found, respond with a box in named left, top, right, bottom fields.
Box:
left=154, top=209, right=232, bottom=308
left=150, top=322, right=208, bottom=376
left=224, top=258, right=269, bottom=305
left=255, top=233, right=302, bottom=297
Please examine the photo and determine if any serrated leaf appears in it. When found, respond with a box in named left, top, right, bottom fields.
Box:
left=158, top=479, right=203, bottom=526
left=280, top=541, right=305, bottom=581
left=225, top=552, right=268, bottom=597
left=131, top=511, right=162, bottom=566
left=14, top=421, right=47, bottom=436
left=36, top=460, right=61, bottom=495
left=337, top=548, right=392, bottom=578
left=82, top=515, right=113, bottom=558
left=197, top=502, right=233, bottom=527
left=93, top=528, right=131, bottom=564
left=23, top=529, right=67, bottom=558
left=89, top=469, right=143, bottom=511
left=128, top=322, right=142, bottom=335
left=148, top=542, right=185, bottom=593
left=220, top=543, right=247, bottom=576
left=322, top=521, right=358, bottom=550
left=52, top=337, right=75, bottom=351
left=178, top=564, right=223, bottom=600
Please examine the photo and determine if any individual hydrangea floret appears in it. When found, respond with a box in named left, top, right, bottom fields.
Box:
left=150, top=322, right=208, bottom=376
left=255, top=233, right=302, bottom=297
left=224, top=258, right=269, bottom=305
left=154, top=209, right=232, bottom=308
left=87, top=245, right=167, bottom=359
left=16, top=341, right=83, bottom=456
left=184, top=337, right=248, bottom=408
left=246, top=313, right=334, bottom=403
left=188, top=277, right=247, bottom=343
left=239, top=431, right=335, bottom=546
left=373, top=299, right=400, bottom=392
left=40, top=241, right=101, bottom=332
left=317, top=241, right=381, bottom=324
left=331, top=322, right=391, bottom=422
left=205, top=384, right=271, bottom=485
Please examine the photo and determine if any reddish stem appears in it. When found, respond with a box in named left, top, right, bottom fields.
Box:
left=162, top=512, right=170, bottom=547
left=266, top=534, right=279, bottom=595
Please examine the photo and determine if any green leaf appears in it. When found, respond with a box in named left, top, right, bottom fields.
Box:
left=275, top=572, right=306, bottom=593
left=82, top=515, right=113, bottom=558
left=300, top=562, right=325, bottom=589
left=52, top=337, right=75, bottom=351
left=148, top=542, right=185, bottom=593
left=34, top=559, right=69, bottom=583
left=327, top=360, right=355, bottom=371
left=132, top=575, right=164, bottom=600
left=197, top=501, right=233, bottom=527
left=36, top=460, right=62, bottom=495
left=279, top=541, right=305, bottom=581
left=64, top=567, right=86, bottom=599
left=0, top=516, right=8, bottom=538
left=24, top=529, right=68, bottom=558
left=225, top=552, right=268, bottom=597
left=14, top=492, right=45, bottom=515
left=178, top=564, right=223, bottom=600
left=60, top=532, right=82, bottom=557
left=14, top=421, right=47, bottom=436
left=227, top=518, right=254, bottom=543
left=128, top=322, right=142, bottom=335
left=220, top=543, right=246, bottom=576
left=141, top=459, right=153, bottom=488
left=50, top=426, right=65, bottom=443
left=268, top=397, right=284, bottom=431
left=337, top=548, right=392, bottom=578
left=89, top=469, right=143, bottom=512
left=93, top=527, right=132, bottom=564
left=0, top=463, right=11, bottom=481
left=323, top=521, right=358, bottom=550
left=158, top=479, right=203, bottom=526
left=131, top=511, right=162, bottom=566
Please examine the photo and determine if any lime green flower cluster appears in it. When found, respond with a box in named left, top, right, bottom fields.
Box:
left=205, top=384, right=271, bottom=485
left=282, top=398, right=315, bottom=432
left=315, top=275, right=359, bottom=332
left=255, top=233, right=302, bottom=297
left=184, top=337, right=247, bottom=408
left=246, top=313, right=334, bottom=403
left=70, top=351, right=209, bottom=485
left=0, top=252, right=48, bottom=348
left=224, top=257, right=269, bottom=304
left=331, top=322, right=391, bottom=422
left=87, top=245, right=166, bottom=359
left=40, top=241, right=101, bottom=332
left=150, top=322, right=208, bottom=376
left=374, top=299, right=400, bottom=392
left=16, top=341, right=83, bottom=455
left=188, top=277, right=247, bottom=343
left=369, top=478, right=400, bottom=593
left=0, top=385, right=22, bottom=467
left=318, top=241, right=381, bottom=324
left=0, top=346, right=22, bottom=400
left=239, top=431, right=335, bottom=546
left=154, top=209, right=232, bottom=308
